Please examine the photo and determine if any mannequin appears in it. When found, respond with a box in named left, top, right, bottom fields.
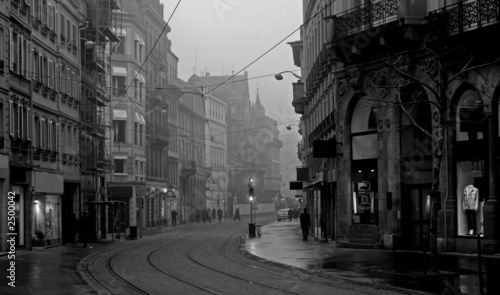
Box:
left=463, top=184, right=479, bottom=235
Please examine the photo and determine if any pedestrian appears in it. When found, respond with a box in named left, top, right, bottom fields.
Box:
left=288, top=208, right=293, bottom=221
left=195, top=209, right=201, bottom=223
left=70, top=213, right=79, bottom=247
left=212, top=208, right=216, bottom=221
left=202, top=209, right=208, bottom=223
left=234, top=208, right=241, bottom=221
left=208, top=209, right=212, bottom=223
left=300, top=208, right=311, bottom=241
left=171, top=209, right=178, bottom=227
left=293, top=208, right=299, bottom=221
left=320, top=211, right=327, bottom=242
left=80, top=211, right=89, bottom=248
left=217, top=208, right=223, bottom=222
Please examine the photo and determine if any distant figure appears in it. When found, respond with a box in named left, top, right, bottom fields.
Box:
left=202, top=209, right=208, bottom=223
left=217, top=208, right=223, bottom=222
left=212, top=208, right=216, bottom=220
left=288, top=208, right=293, bottom=221
left=80, top=211, right=89, bottom=247
left=70, top=213, right=79, bottom=247
left=320, top=211, right=327, bottom=242
left=234, top=208, right=241, bottom=221
left=300, top=208, right=311, bottom=241
left=207, top=209, right=212, bottom=223
left=195, top=209, right=201, bottom=223
left=171, top=209, right=178, bottom=227
left=293, top=208, right=299, bottom=221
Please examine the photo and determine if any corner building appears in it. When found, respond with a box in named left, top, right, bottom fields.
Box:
left=290, top=0, right=500, bottom=254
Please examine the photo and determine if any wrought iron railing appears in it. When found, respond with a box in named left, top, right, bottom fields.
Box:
left=333, top=0, right=398, bottom=38
left=428, top=0, right=500, bottom=36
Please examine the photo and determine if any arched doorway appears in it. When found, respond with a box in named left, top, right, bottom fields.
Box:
left=399, top=84, right=433, bottom=249
left=351, top=97, right=378, bottom=224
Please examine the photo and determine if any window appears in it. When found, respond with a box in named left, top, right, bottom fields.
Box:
left=60, top=14, right=65, bottom=42
left=139, top=125, right=143, bottom=146
left=112, top=76, right=126, bottom=96
left=134, top=79, right=138, bottom=98
left=114, top=158, right=126, bottom=174
left=33, top=116, right=39, bottom=147
left=134, top=122, right=138, bottom=145
left=134, top=40, right=138, bottom=59
left=115, top=36, right=125, bottom=54
left=48, top=60, right=54, bottom=88
left=72, top=24, right=77, bottom=53
left=66, top=19, right=71, bottom=49
left=113, top=120, right=126, bottom=143
left=42, top=0, right=48, bottom=24
left=41, top=118, right=47, bottom=148
left=48, top=4, right=54, bottom=29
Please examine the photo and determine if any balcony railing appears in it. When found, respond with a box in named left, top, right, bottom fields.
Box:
left=428, top=0, right=500, bottom=36
left=333, top=0, right=398, bottom=39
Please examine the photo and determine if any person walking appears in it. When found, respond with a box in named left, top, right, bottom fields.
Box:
left=212, top=208, right=216, bottom=221
left=208, top=209, right=212, bottom=223
left=80, top=211, right=89, bottom=248
left=202, top=209, right=208, bottom=223
left=234, top=208, right=241, bottom=221
left=217, top=208, right=223, bottom=222
left=300, top=208, right=311, bottom=241
left=70, top=213, right=79, bottom=247
left=320, top=211, right=327, bottom=242
left=288, top=208, right=293, bottom=221
left=171, top=209, right=178, bottom=227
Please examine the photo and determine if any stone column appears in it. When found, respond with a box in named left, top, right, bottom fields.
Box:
left=445, top=121, right=457, bottom=252
left=483, top=114, right=499, bottom=253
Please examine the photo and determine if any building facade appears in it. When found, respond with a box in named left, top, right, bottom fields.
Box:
left=204, top=93, right=228, bottom=213
left=291, top=0, right=500, bottom=254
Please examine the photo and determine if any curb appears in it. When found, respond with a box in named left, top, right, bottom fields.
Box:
left=241, top=233, right=434, bottom=295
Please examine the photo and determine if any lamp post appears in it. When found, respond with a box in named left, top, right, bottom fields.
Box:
left=274, top=71, right=302, bottom=81
left=248, top=177, right=256, bottom=237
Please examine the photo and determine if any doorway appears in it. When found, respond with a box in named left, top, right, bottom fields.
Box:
left=403, top=185, right=431, bottom=249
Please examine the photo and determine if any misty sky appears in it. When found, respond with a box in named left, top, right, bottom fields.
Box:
left=161, top=0, right=304, bottom=190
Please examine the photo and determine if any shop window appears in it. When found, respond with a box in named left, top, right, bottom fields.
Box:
left=456, top=161, right=485, bottom=236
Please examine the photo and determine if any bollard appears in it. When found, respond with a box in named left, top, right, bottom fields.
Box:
left=422, top=235, right=427, bottom=274
left=392, top=233, right=397, bottom=271
left=477, top=233, right=484, bottom=288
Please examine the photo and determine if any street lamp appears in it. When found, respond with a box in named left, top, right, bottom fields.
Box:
left=286, top=123, right=300, bottom=130
left=274, top=71, right=302, bottom=81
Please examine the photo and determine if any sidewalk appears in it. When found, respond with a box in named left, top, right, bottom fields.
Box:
left=245, top=221, right=500, bottom=295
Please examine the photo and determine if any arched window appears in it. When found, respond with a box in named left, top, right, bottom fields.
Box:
left=351, top=97, right=377, bottom=160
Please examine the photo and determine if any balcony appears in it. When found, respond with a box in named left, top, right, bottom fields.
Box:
left=11, top=138, right=30, bottom=153
left=181, top=160, right=197, bottom=177
left=332, top=0, right=399, bottom=40
left=428, top=0, right=500, bottom=38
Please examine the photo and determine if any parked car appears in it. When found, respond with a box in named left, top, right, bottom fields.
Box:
left=277, top=208, right=290, bottom=221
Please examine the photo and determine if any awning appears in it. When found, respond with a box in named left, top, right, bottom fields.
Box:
left=304, top=181, right=324, bottom=189
left=112, top=66, right=127, bottom=76
left=135, top=33, right=145, bottom=46
left=135, top=70, right=145, bottom=83
left=135, top=112, right=145, bottom=124
left=113, top=109, right=127, bottom=120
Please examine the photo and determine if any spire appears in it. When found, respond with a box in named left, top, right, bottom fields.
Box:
left=253, top=83, right=265, bottom=116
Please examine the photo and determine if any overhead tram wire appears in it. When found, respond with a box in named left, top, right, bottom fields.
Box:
left=204, top=0, right=335, bottom=97
left=120, top=0, right=182, bottom=119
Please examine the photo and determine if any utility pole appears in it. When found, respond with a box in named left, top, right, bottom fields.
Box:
left=248, top=177, right=255, bottom=237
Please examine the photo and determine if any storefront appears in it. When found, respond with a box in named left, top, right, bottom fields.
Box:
left=351, top=98, right=378, bottom=225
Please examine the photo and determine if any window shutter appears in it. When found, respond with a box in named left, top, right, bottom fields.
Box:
left=17, top=34, right=22, bottom=74
left=55, top=123, right=59, bottom=151
left=48, top=60, right=53, bottom=88
left=48, top=121, right=52, bottom=150
left=20, top=36, right=25, bottom=76
left=9, top=29, right=13, bottom=70
left=48, top=4, right=54, bottom=29
left=38, top=55, right=43, bottom=82
left=55, top=64, right=59, bottom=91
left=27, top=42, right=32, bottom=80
left=40, top=119, right=44, bottom=148
left=27, top=108, right=32, bottom=141
left=18, top=104, right=22, bottom=138
left=9, top=101, right=14, bottom=136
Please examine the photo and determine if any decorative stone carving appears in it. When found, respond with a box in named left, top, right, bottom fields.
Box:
left=385, top=118, right=391, bottom=132
left=378, top=119, right=384, bottom=134
left=337, top=79, right=347, bottom=107
left=369, top=70, right=389, bottom=99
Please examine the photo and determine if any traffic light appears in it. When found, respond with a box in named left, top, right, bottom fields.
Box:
left=248, top=178, right=254, bottom=196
